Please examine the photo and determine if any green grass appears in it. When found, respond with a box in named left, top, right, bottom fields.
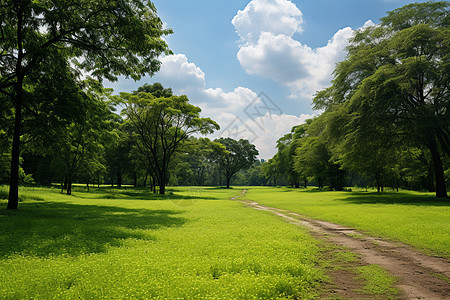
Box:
left=244, top=187, right=450, bottom=258
left=357, top=265, right=398, bottom=296
left=0, top=186, right=324, bottom=299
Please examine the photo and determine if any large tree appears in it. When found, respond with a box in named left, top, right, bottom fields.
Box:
left=214, top=138, right=259, bottom=189
left=120, top=89, right=219, bottom=194
left=1, top=0, right=171, bottom=209
left=314, top=1, right=449, bottom=197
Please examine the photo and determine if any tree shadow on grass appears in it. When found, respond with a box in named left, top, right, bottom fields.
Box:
left=72, top=187, right=220, bottom=201
left=0, top=201, right=186, bottom=258
left=337, top=192, right=449, bottom=207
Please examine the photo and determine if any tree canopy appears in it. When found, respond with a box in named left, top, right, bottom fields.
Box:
left=213, top=138, right=259, bottom=189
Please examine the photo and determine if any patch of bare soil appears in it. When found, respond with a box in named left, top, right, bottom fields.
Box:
left=235, top=191, right=450, bottom=299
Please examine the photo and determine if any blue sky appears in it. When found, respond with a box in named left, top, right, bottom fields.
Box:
left=105, top=0, right=427, bottom=158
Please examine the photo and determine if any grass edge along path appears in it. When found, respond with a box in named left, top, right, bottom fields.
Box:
left=239, top=188, right=450, bottom=299
left=244, top=187, right=450, bottom=258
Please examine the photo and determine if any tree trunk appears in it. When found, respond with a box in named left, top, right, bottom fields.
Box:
left=151, top=173, right=157, bottom=193
left=375, top=172, right=381, bottom=193
left=7, top=8, right=25, bottom=210
left=61, top=176, right=67, bottom=193
left=427, top=138, right=448, bottom=198
left=7, top=78, right=24, bottom=210
left=159, top=183, right=165, bottom=194
left=226, top=176, right=231, bottom=189
left=133, top=172, right=137, bottom=188
left=143, top=170, right=148, bottom=187
left=117, top=172, right=122, bottom=187
left=67, top=175, right=72, bottom=195
left=158, top=171, right=166, bottom=194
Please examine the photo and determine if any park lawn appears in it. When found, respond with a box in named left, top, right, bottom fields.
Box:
left=244, top=187, right=450, bottom=258
left=0, top=186, right=324, bottom=299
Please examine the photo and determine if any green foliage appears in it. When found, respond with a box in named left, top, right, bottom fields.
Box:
left=0, top=187, right=8, bottom=200
left=380, top=1, right=449, bottom=30
left=213, top=138, right=259, bottom=188
left=0, top=0, right=172, bottom=84
left=134, top=82, right=173, bottom=98
left=170, top=137, right=227, bottom=186
left=291, top=117, right=346, bottom=190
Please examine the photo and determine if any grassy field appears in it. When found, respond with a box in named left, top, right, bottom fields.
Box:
left=0, top=186, right=326, bottom=299
left=244, top=187, right=450, bottom=258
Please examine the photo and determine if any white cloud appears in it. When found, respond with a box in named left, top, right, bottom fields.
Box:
left=237, top=28, right=354, bottom=99
left=152, top=54, right=259, bottom=119
left=156, top=54, right=205, bottom=92
left=233, top=0, right=370, bottom=100
left=216, top=112, right=314, bottom=158
left=237, top=32, right=311, bottom=83
left=232, top=0, right=303, bottom=44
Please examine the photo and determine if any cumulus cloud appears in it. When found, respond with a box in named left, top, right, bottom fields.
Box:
left=156, top=54, right=205, bottom=92
left=152, top=54, right=259, bottom=119
left=232, top=0, right=303, bottom=44
left=233, top=0, right=369, bottom=100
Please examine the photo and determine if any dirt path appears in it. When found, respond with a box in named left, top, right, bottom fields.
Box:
left=233, top=191, right=450, bottom=299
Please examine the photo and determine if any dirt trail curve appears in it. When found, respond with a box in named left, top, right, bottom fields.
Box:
left=232, top=190, right=450, bottom=299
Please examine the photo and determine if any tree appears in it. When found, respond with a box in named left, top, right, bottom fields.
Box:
left=49, top=84, right=114, bottom=195
left=135, top=83, right=173, bottom=98
left=293, top=116, right=346, bottom=190
left=105, top=125, right=133, bottom=188
left=0, top=93, right=12, bottom=183
left=262, top=155, right=281, bottom=187
left=120, top=89, right=219, bottom=194
left=322, top=104, right=400, bottom=192
left=214, top=138, right=259, bottom=188
left=1, top=0, right=171, bottom=209
left=174, top=138, right=224, bottom=186
left=274, top=125, right=307, bottom=188
left=314, top=2, right=449, bottom=197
